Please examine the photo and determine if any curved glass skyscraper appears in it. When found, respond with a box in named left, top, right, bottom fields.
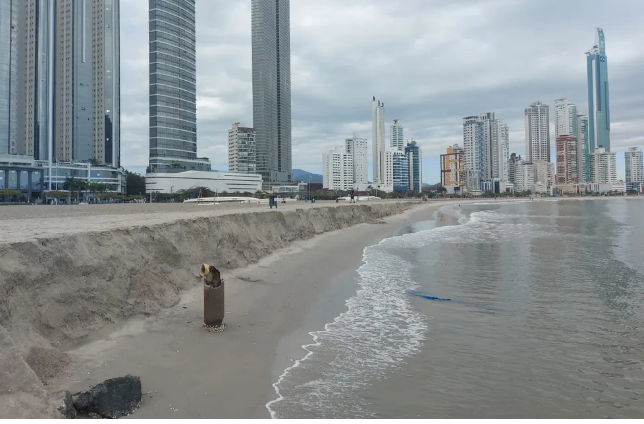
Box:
left=252, top=0, right=291, bottom=186
left=148, top=0, right=210, bottom=172
left=586, top=28, right=610, bottom=153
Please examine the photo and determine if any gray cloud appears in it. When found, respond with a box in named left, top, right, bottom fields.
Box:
left=120, top=0, right=644, bottom=179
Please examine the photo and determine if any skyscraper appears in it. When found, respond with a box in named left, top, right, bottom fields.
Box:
left=405, top=141, right=422, bottom=193
left=345, top=133, right=368, bottom=189
left=390, top=119, right=404, bottom=151
left=555, top=99, right=579, bottom=184
left=586, top=28, right=610, bottom=152
left=577, top=113, right=590, bottom=182
left=149, top=0, right=210, bottom=173
left=17, top=0, right=121, bottom=167
left=228, top=122, right=256, bottom=174
left=252, top=0, right=291, bottom=186
left=589, top=147, right=616, bottom=184
left=625, top=147, right=643, bottom=183
left=463, top=116, right=484, bottom=191
left=372, top=97, right=386, bottom=187
left=441, top=145, right=465, bottom=188
left=0, top=0, right=18, bottom=155
left=554, top=99, right=578, bottom=138
left=525, top=101, right=550, bottom=163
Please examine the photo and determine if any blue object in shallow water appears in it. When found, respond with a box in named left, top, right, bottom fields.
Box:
left=406, top=290, right=452, bottom=302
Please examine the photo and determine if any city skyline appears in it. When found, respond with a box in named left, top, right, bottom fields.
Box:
left=59, top=1, right=644, bottom=181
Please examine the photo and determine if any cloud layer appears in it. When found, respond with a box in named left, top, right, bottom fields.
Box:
left=121, top=0, right=644, bottom=181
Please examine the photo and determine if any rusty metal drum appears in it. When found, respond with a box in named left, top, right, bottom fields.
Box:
left=204, top=281, right=225, bottom=327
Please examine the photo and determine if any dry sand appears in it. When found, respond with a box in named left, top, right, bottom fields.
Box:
left=0, top=200, right=421, bottom=418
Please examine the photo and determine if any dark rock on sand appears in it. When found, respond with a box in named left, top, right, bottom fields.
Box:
left=54, top=391, right=77, bottom=419
left=73, top=375, right=142, bottom=419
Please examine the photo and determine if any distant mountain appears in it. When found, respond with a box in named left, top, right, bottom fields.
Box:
left=292, top=169, right=323, bottom=183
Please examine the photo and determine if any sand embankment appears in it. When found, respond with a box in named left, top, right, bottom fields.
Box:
left=0, top=201, right=414, bottom=418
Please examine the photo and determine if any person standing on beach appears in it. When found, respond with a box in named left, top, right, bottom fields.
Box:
left=350, top=190, right=356, bottom=204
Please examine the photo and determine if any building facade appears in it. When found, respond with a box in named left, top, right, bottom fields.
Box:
left=586, top=28, right=611, bottom=152
left=405, top=140, right=422, bottom=193
left=392, top=150, right=409, bottom=193
left=17, top=0, right=121, bottom=168
left=0, top=0, right=18, bottom=156
left=440, top=145, right=464, bottom=188
left=554, top=98, right=578, bottom=139
left=372, top=97, right=386, bottom=187
left=252, top=0, right=291, bottom=186
left=146, top=170, right=262, bottom=194
left=534, top=160, right=555, bottom=188
left=515, top=161, right=535, bottom=193
left=577, top=113, right=589, bottom=183
left=478, top=112, right=508, bottom=182
left=345, top=133, right=368, bottom=189
left=508, top=153, right=522, bottom=184
left=463, top=116, right=484, bottom=191
left=228, top=122, right=256, bottom=174
left=390, top=119, right=404, bottom=151
left=525, top=101, right=550, bottom=163
left=589, top=147, right=616, bottom=184
left=322, top=146, right=353, bottom=191
left=149, top=0, right=210, bottom=172
left=556, top=135, right=580, bottom=184
left=625, top=147, right=643, bottom=183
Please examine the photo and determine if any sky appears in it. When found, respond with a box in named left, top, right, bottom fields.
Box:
left=120, top=0, right=644, bottom=183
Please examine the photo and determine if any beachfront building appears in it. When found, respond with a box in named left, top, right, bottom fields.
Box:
left=508, top=153, right=522, bottom=184
left=625, top=147, right=643, bottom=183
left=589, top=147, right=617, bottom=184
left=586, top=28, right=611, bottom=152
left=556, top=136, right=581, bottom=184
left=390, top=119, right=404, bottom=151
left=149, top=0, right=210, bottom=173
left=17, top=0, right=121, bottom=167
left=372, top=97, right=387, bottom=189
left=146, top=170, right=262, bottom=195
left=0, top=0, right=18, bottom=156
left=228, top=123, right=256, bottom=174
left=0, top=154, right=44, bottom=201
left=345, top=133, right=369, bottom=190
left=534, top=160, right=555, bottom=188
left=441, top=145, right=465, bottom=189
left=463, top=116, right=484, bottom=192
left=322, top=146, right=354, bottom=191
left=405, top=140, right=423, bottom=193
left=525, top=101, right=551, bottom=163
left=479, top=112, right=509, bottom=182
left=515, top=161, right=535, bottom=193
left=252, top=0, right=292, bottom=187
left=577, top=113, right=590, bottom=182
left=392, top=150, right=409, bottom=193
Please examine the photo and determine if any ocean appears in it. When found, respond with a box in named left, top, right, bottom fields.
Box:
left=267, top=199, right=644, bottom=419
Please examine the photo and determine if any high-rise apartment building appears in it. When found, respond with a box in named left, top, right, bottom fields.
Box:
left=390, top=119, right=404, bottom=151
left=556, top=136, right=580, bottom=184
left=392, top=150, right=409, bottom=193
left=345, top=133, right=368, bottom=189
left=577, top=113, right=589, bottom=183
left=17, top=0, right=121, bottom=167
left=372, top=97, right=386, bottom=187
left=405, top=141, right=422, bottom=193
left=0, top=0, right=18, bottom=155
left=322, top=146, right=353, bottom=191
left=586, top=28, right=611, bottom=152
left=625, top=147, right=643, bottom=183
left=508, top=153, right=522, bottom=184
left=534, top=160, right=555, bottom=187
left=554, top=99, right=578, bottom=138
left=228, top=122, right=256, bottom=174
left=463, top=116, right=484, bottom=191
left=479, top=112, right=508, bottom=181
left=252, top=0, right=291, bottom=186
left=440, top=145, right=464, bottom=188
left=515, top=161, right=535, bottom=193
left=525, top=101, right=550, bottom=163
left=149, top=0, right=210, bottom=172
left=589, top=147, right=616, bottom=184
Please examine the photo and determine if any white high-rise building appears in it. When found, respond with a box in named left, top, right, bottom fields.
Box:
left=534, top=160, right=555, bottom=187
left=515, top=161, right=535, bottom=192
left=589, top=147, right=617, bottom=184
left=322, top=147, right=353, bottom=191
left=577, top=113, right=590, bottom=183
left=0, top=0, right=18, bottom=155
left=345, top=132, right=368, bottom=189
left=463, top=116, right=484, bottom=191
left=372, top=97, right=386, bottom=187
left=390, top=119, right=404, bottom=151
left=625, top=147, right=643, bottom=183
left=525, top=101, right=551, bottom=163
left=382, top=149, right=395, bottom=191
left=554, top=99, right=578, bottom=138
left=228, top=123, right=256, bottom=174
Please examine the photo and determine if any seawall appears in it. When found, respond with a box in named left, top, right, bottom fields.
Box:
left=0, top=202, right=414, bottom=416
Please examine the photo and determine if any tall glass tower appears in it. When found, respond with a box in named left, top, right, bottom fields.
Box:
left=252, top=0, right=291, bottom=186
left=0, top=0, right=18, bottom=155
left=586, top=28, right=610, bottom=152
left=148, top=0, right=210, bottom=173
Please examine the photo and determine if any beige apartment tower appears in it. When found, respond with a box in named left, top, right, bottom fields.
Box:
left=17, top=0, right=120, bottom=167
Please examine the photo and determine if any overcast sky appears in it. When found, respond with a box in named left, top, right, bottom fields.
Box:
left=121, top=0, right=644, bottom=182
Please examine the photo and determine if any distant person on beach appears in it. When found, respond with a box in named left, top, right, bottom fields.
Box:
left=350, top=191, right=355, bottom=203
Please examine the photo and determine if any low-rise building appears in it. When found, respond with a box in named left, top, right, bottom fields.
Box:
left=146, top=170, right=262, bottom=194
